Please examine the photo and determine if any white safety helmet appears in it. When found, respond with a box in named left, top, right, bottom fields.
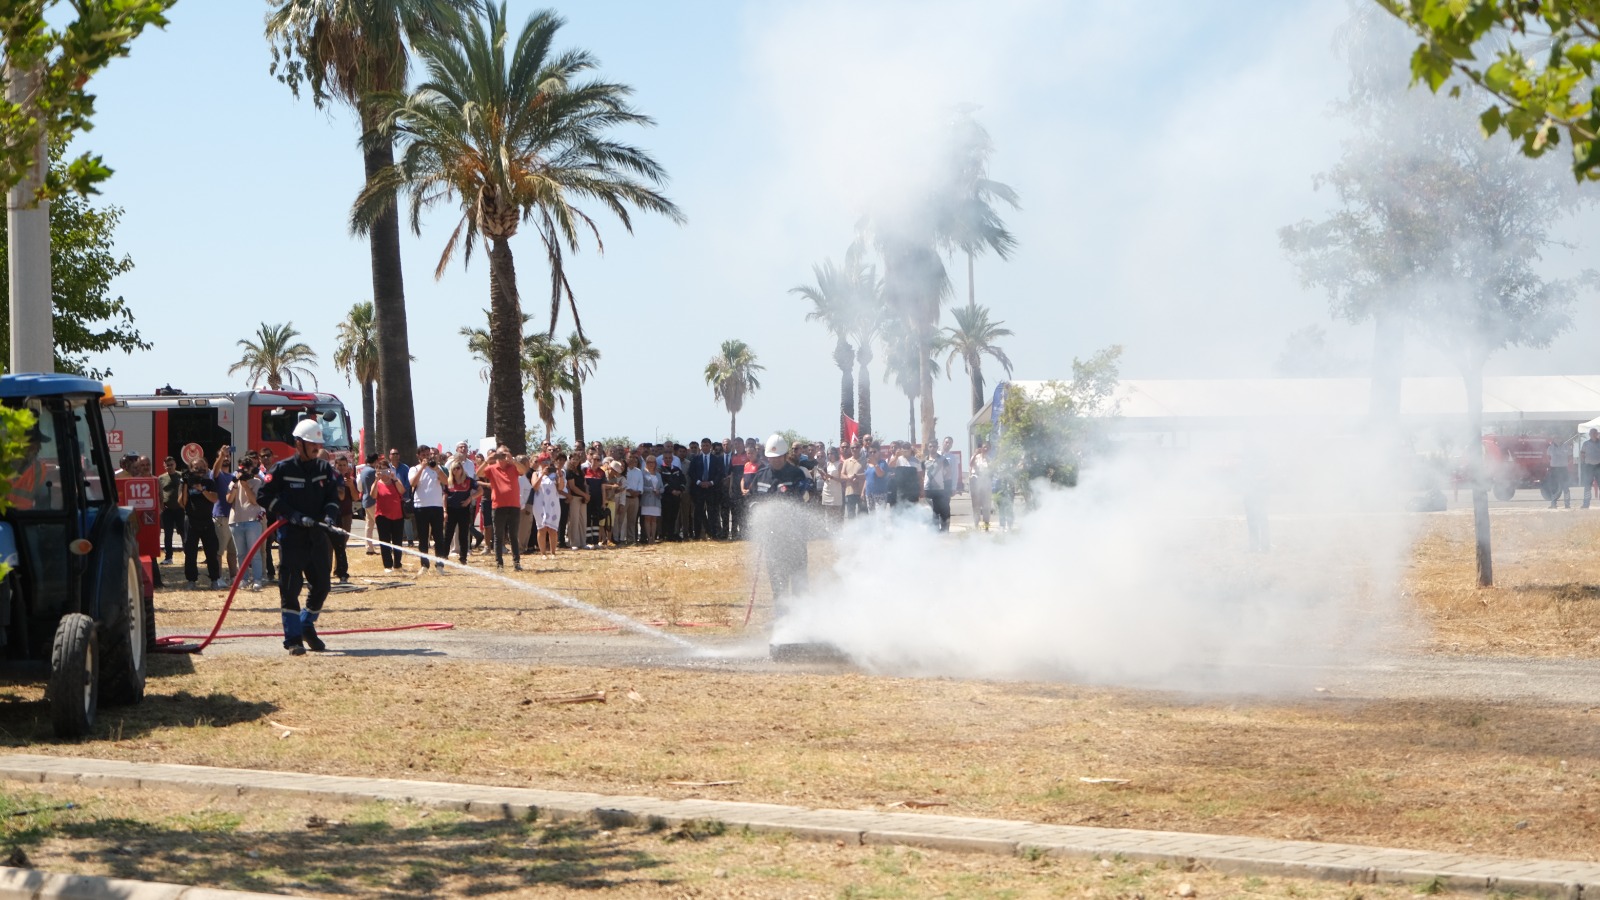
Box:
left=764, top=433, right=789, bottom=459
left=291, top=418, right=325, bottom=444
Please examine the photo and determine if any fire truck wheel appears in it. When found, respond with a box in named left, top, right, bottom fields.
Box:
left=50, top=614, right=98, bottom=739
left=1493, top=482, right=1517, bottom=502
left=1540, top=481, right=1559, bottom=502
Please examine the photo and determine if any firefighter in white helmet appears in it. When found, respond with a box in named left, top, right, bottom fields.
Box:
left=257, top=417, right=342, bottom=655
left=747, top=433, right=813, bottom=601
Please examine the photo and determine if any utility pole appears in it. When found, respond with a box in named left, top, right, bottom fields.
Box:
left=5, top=60, right=52, bottom=375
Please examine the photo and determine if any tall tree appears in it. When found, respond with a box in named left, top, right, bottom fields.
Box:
left=1285, top=15, right=1581, bottom=586
left=266, top=0, right=473, bottom=461
left=847, top=255, right=884, bottom=437
left=461, top=307, right=535, bottom=435
left=523, top=332, right=571, bottom=442
left=230, top=322, right=319, bottom=391
left=791, top=255, right=857, bottom=440
left=0, top=154, right=147, bottom=377
left=354, top=3, right=682, bottom=453
left=564, top=332, right=599, bottom=448
left=332, top=301, right=379, bottom=449
left=941, top=105, right=1020, bottom=312
left=938, top=303, right=1014, bottom=417
left=863, top=107, right=1016, bottom=450
left=704, top=339, right=763, bottom=441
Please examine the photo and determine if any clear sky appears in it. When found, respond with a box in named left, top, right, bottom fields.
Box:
left=69, top=0, right=1600, bottom=448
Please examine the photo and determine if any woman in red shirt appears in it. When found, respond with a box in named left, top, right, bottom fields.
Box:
left=370, top=461, right=406, bottom=572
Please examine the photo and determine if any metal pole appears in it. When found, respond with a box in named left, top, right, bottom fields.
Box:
left=6, top=60, right=52, bottom=374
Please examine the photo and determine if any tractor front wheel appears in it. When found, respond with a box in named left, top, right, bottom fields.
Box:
left=101, top=556, right=147, bottom=706
left=50, top=614, right=98, bottom=739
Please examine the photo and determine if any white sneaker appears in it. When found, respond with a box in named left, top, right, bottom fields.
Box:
left=211, top=578, right=228, bottom=590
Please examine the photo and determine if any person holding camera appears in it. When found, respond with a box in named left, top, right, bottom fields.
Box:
left=409, top=445, right=447, bottom=573
left=258, top=419, right=342, bottom=655
left=481, top=446, right=530, bottom=570
left=210, top=447, right=238, bottom=583
left=180, top=459, right=224, bottom=590
left=227, top=454, right=267, bottom=592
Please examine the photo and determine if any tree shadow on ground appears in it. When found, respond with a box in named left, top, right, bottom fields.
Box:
left=0, top=687, right=277, bottom=746
left=42, top=812, right=671, bottom=896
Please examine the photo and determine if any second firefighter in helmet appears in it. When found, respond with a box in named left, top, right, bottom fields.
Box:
left=257, top=417, right=342, bottom=655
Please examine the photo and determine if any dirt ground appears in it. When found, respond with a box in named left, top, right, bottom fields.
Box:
left=1, top=508, right=1589, bottom=895
left=0, top=782, right=1454, bottom=899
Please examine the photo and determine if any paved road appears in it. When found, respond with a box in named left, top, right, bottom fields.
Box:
left=171, top=625, right=1600, bottom=705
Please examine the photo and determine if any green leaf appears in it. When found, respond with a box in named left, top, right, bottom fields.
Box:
left=1480, top=105, right=1503, bottom=137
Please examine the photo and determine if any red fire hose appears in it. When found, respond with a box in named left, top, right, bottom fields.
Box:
left=154, top=519, right=453, bottom=653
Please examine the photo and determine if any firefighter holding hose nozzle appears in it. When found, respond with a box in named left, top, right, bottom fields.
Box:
left=258, top=418, right=341, bottom=655
left=748, top=434, right=813, bottom=603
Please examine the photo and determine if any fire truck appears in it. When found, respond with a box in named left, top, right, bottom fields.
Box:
left=1453, top=433, right=1564, bottom=501
left=101, top=388, right=354, bottom=465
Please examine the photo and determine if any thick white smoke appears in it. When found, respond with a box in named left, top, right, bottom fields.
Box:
left=770, top=438, right=1422, bottom=692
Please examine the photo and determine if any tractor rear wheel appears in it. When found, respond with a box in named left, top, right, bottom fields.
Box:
left=50, top=614, right=98, bottom=738
left=101, top=556, right=147, bottom=706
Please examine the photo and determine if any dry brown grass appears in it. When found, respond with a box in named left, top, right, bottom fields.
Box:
left=0, top=654, right=1596, bottom=864
left=60, top=510, right=1600, bottom=890
left=1406, top=511, right=1600, bottom=656
left=0, top=782, right=1444, bottom=899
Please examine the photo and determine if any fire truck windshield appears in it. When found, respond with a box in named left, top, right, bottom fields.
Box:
left=314, top=404, right=351, bottom=449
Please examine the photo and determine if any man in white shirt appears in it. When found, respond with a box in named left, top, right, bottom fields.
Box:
left=620, top=452, right=644, bottom=544
left=409, top=445, right=447, bottom=571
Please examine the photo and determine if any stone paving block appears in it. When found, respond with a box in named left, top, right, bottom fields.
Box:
left=862, top=829, right=1018, bottom=855
left=73, top=772, right=141, bottom=790
left=1488, top=874, right=1574, bottom=898
left=36, top=770, right=80, bottom=786
left=0, top=767, right=44, bottom=785
left=1204, top=854, right=1372, bottom=883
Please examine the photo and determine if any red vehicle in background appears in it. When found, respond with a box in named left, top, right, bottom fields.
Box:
left=102, top=388, right=353, bottom=467
left=1455, top=433, right=1567, bottom=501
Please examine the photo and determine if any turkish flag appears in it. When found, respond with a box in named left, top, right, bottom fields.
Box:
left=842, top=414, right=860, bottom=446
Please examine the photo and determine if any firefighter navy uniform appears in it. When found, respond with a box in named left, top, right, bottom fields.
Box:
left=747, top=458, right=813, bottom=601
left=258, top=454, right=341, bottom=652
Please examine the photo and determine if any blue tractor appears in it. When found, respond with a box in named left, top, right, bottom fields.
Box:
left=0, top=374, right=152, bottom=738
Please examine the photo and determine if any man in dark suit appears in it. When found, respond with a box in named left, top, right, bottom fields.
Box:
left=688, top=436, right=726, bottom=540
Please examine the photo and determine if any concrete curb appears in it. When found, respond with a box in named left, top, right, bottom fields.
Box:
left=1, top=754, right=1597, bottom=898
left=0, top=866, right=303, bottom=899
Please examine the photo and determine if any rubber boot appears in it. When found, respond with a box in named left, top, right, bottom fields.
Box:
left=300, top=609, right=326, bottom=652
left=281, top=609, right=305, bottom=655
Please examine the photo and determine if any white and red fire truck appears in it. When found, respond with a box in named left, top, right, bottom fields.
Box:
left=102, top=388, right=354, bottom=466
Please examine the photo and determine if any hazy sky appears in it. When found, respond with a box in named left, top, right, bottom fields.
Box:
left=70, top=0, right=1600, bottom=446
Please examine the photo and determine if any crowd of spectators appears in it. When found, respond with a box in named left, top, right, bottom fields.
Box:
left=116, top=429, right=1009, bottom=589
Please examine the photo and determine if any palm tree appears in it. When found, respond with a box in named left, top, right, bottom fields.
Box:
left=704, top=339, right=763, bottom=440
left=266, top=0, right=474, bottom=460
left=940, top=106, right=1020, bottom=311
left=523, top=332, right=572, bottom=442
left=332, top=302, right=379, bottom=449
left=791, top=259, right=856, bottom=440
left=939, top=303, right=1014, bottom=416
left=230, top=322, right=319, bottom=390
left=354, top=3, right=683, bottom=454
left=862, top=107, right=1016, bottom=450
left=563, top=332, right=599, bottom=447
left=461, top=307, right=535, bottom=434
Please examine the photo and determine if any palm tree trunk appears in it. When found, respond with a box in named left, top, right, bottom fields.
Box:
left=918, top=349, right=936, bottom=451
left=835, top=337, right=855, bottom=442
left=487, top=236, right=528, bottom=454
left=967, top=250, right=975, bottom=308
left=857, top=357, right=873, bottom=436
left=361, top=379, right=376, bottom=456
left=572, top=372, right=586, bottom=448
left=970, top=366, right=984, bottom=417
left=729, top=409, right=737, bottom=442
left=361, top=119, right=419, bottom=463
left=1464, top=359, right=1492, bottom=587
left=907, top=395, right=915, bottom=445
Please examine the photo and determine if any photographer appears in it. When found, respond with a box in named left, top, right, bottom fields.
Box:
left=211, top=447, right=237, bottom=583
left=179, top=460, right=224, bottom=590
left=227, top=454, right=266, bottom=592
left=408, top=445, right=447, bottom=572
left=332, top=456, right=357, bottom=584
